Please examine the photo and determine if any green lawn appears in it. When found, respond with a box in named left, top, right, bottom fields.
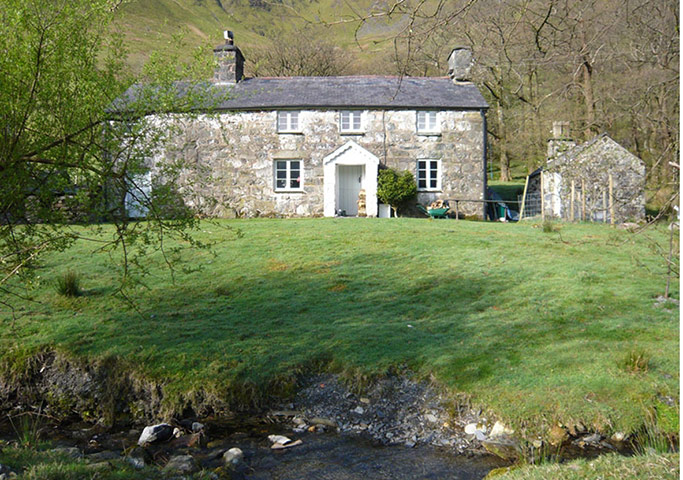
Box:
left=494, top=452, right=679, bottom=480
left=0, top=218, right=678, bottom=437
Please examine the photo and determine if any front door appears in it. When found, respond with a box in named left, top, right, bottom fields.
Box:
left=338, top=165, right=363, bottom=216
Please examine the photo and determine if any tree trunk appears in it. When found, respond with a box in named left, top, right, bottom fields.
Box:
left=496, top=99, right=511, bottom=181
left=580, top=29, right=597, bottom=138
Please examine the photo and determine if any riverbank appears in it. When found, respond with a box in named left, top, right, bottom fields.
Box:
left=0, top=352, right=677, bottom=478
left=0, top=218, right=678, bottom=475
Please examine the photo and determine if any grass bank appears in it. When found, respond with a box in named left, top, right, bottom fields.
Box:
left=493, top=452, right=679, bottom=479
left=0, top=218, right=678, bottom=437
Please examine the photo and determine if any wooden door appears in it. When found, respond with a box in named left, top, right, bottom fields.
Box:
left=338, top=165, right=363, bottom=216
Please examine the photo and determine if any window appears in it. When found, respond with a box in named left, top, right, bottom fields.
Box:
left=417, top=111, right=439, bottom=134
left=277, top=111, right=300, bottom=133
left=274, top=159, right=303, bottom=191
left=340, top=110, right=363, bottom=133
left=417, top=160, right=441, bottom=191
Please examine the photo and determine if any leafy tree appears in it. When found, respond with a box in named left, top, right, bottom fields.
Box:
left=377, top=168, right=418, bottom=217
left=0, top=0, right=217, bottom=311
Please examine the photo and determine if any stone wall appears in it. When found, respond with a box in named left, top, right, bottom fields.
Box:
left=545, top=135, right=646, bottom=222
left=150, top=109, right=485, bottom=218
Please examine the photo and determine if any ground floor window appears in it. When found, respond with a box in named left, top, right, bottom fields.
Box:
left=417, top=159, right=441, bottom=191
left=274, top=159, right=303, bottom=191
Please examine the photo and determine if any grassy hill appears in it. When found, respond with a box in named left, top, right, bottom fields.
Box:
left=1, top=219, right=678, bottom=438
left=114, top=0, right=402, bottom=73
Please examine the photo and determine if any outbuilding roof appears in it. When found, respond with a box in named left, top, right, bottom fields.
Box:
left=114, top=76, right=488, bottom=113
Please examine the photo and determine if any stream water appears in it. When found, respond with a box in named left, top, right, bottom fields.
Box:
left=202, top=425, right=508, bottom=479
left=0, top=417, right=509, bottom=479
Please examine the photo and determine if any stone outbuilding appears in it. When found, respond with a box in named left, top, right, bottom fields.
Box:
left=119, top=32, right=489, bottom=218
left=521, top=122, right=646, bottom=222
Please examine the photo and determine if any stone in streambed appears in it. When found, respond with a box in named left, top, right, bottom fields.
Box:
left=138, top=423, right=174, bottom=446
left=49, top=447, right=83, bottom=459
left=489, top=421, right=514, bottom=438
left=223, top=447, right=244, bottom=467
left=311, top=417, right=337, bottom=428
left=86, top=450, right=120, bottom=462
left=548, top=425, right=569, bottom=446
left=163, top=454, right=198, bottom=475
left=482, top=436, right=519, bottom=461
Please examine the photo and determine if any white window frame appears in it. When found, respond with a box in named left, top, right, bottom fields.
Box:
left=416, top=159, right=441, bottom=191
left=277, top=111, right=301, bottom=133
left=416, top=111, right=440, bottom=134
left=274, top=159, right=304, bottom=192
left=340, top=110, right=364, bottom=133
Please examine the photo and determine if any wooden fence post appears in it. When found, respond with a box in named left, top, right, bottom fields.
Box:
left=581, top=178, right=586, bottom=221
left=609, top=174, right=615, bottom=225
left=519, top=175, right=529, bottom=220
left=540, top=171, right=545, bottom=220
left=570, top=180, right=575, bottom=222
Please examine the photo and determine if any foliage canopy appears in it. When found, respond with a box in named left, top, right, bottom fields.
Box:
left=0, top=0, right=218, bottom=309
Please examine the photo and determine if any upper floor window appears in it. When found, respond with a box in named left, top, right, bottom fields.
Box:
left=417, top=159, right=441, bottom=191
left=274, top=159, right=303, bottom=191
left=340, top=110, right=363, bottom=133
left=417, top=111, right=440, bottom=134
left=277, top=111, right=300, bottom=133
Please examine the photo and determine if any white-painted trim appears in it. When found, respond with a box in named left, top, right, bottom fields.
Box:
left=323, top=141, right=379, bottom=217
left=273, top=158, right=305, bottom=192
left=277, top=111, right=302, bottom=133
left=416, top=158, right=442, bottom=192
left=339, top=110, right=365, bottom=134
left=416, top=111, right=441, bottom=135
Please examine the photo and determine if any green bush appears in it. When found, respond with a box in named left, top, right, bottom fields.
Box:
left=377, top=168, right=417, bottom=217
left=55, top=271, right=82, bottom=297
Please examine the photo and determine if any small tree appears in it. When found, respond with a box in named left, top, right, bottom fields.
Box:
left=377, top=168, right=418, bottom=217
left=0, top=0, right=218, bottom=311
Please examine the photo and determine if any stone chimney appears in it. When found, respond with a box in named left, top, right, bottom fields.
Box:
left=447, top=47, right=473, bottom=83
left=547, top=121, right=576, bottom=159
left=213, top=30, right=244, bottom=84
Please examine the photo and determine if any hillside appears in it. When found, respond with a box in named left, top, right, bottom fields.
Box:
left=114, top=0, right=401, bottom=74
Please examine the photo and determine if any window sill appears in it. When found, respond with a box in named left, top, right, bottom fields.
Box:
left=417, top=131, right=442, bottom=137
left=277, top=131, right=304, bottom=135
left=418, top=189, right=443, bottom=193
left=340, top=131, right=365, bottom=135
left=274, top=189, right=305, bottom=194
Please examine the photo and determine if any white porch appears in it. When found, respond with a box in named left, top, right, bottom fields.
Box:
left=323, top=141, right=379, bottom=217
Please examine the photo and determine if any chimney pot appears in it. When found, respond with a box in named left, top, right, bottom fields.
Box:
left=213, top=29, right=244, bottom=84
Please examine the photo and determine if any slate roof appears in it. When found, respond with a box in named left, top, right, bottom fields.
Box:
left=530, top=133, right=644, bottom=177
left=113, top=76, right=488, bottom=113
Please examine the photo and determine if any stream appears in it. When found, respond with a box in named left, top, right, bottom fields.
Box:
left=0, top=417, right=509, bottom=479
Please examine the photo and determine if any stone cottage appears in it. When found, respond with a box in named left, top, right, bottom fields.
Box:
left=521, top=122, right=646, bottom=222
left=122, top=32, right=489, bottom=218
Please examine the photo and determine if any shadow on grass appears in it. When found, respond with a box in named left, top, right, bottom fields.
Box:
left=47, top=247, right=579, bottom=396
